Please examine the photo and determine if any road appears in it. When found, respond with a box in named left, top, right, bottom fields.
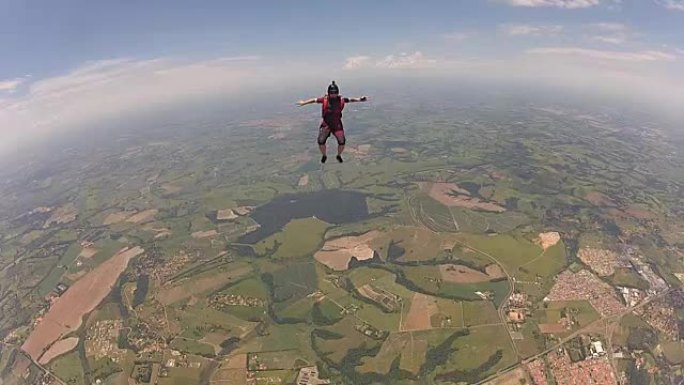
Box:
left=475, top=288, right=673, bottom=385
left=0, top=341, right=67, bottom=385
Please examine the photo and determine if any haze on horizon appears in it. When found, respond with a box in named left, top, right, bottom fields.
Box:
left=0, top=0, right=683, bottom=154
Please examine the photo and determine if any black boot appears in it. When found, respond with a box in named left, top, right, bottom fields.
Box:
left=336, top=155, right=343, bottom=163
left=321, top=155, right=328, bottom=164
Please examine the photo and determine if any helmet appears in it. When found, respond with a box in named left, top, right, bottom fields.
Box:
left=327, top=81, right=339, bottom=95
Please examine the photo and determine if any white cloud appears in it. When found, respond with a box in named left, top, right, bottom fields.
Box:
left=0, top=78, right=25, bottom=92
left=0, top=55, right=310, bottom=152
left=376, top=52, right=438, bottom=69
left=343, top=51, right=438, bottom=71
left=343, top=56, right=371, bottom=70
left=590, top=22, right=628, bottom=31
left=501, top=0, right=601, bottom=8
left=527, top=47, right=676, bottom=62
left=593, top=35, right=627, bottom=44
left=586, top=23, right=630, bottom=44
left=502, top=24, right=564, bottom=36
left=442, top=32, right=471, bottom=42
left=658, top=0, right=684, bottom=10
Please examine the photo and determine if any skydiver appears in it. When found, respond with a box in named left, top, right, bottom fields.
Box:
left=297, top=81, right=368, bottom=163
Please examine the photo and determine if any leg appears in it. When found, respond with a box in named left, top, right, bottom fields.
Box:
left=318, top=125, right=331, bottom=163
left=333, top=129, right=346, bottom=162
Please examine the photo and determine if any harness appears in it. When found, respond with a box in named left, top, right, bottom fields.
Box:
left=321, top=95, right=345, bottom=118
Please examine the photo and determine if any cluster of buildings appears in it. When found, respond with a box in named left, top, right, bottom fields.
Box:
left=132, top=350, right=202, bottom=384
left=84, top=320, right=127, bottom=362
left=617, top=286, right=646, bottom=308
left=163, top=350, right=202, bottom=370
left=546, top=270, right=625, bottom=317
left=577, top=247, right=623, bottom=277
left=150, top=253, right=191, bottom=282
left=634, top=296, right=680, bottom=341
left=209, top=294, right=265, bottom=311
left=296, top=366, right=331, bottom=385
left=474, top=291, right=494, bottom=301
left=339, top=303, right=360, bottom=316
left=228, top=354, right=330, bottom=385
left=357, top=284, right=402, bottom=312
left=505, top=292, right=531, bottom=326
left=547, top=346, right=615, bottom=385
left=127, top=319, right=168, bottom=353
left=526, top=359, right=549, bottom=385
left=248, top=353, right=269, bottom=371
left=354, top=322, right=388, bottom=340
left=632, top=259, right=669, bottom=295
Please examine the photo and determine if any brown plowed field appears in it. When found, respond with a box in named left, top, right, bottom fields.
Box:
left=22, top=246, right=144, bottom=361
left=402, top=293, right=438, bottom=331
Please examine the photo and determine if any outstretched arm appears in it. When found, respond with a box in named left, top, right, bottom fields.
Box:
left=296, top=98, right=318, bottom=106
left=346, top=96, right=368, bottom=103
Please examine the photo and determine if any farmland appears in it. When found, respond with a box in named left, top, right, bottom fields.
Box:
left=0, top=85, right=682, bottom=385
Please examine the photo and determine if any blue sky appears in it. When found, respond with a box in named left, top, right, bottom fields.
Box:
left=1, top=0, right=682, bottom=79
left=0, top=0, right=683, bottom=152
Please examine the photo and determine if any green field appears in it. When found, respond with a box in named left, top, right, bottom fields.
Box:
left=237, top=324, right=318, bottom=361
left=173, top=302, right=256, bottom=340
left=538, top=300, right=600, bottom=333
left=158, top=367, right=202, bottom=385
left=515, top=322, right=546, bottom=358
left=609, top=268, right=650, bottom=290
left=254, top=217, right=329, bottom=259
left=275, top=296, right=314, bottom=323
left=248, top=350, right=309, bottom=370
left=312, top=316, right=381, bottom=365
left=462, top=301, right=500, bottom=326
left=455, top=233, right=542, bottom=275
left=49, top=352, right=85, bottom=385
left=220, top=278, right=269, bottom=300
left=268, top=262, right=318, bottom=304
left=661, top=341, right=684, bottom=365
left=357, top=333, right=409, bottom=375
left=437, top=325, right=518, bottom=382
left=433, top=298, right=465, bottom=328
left=170, top=338, right=216, bottom=356
left=347, top=266, right=396, bottom=288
